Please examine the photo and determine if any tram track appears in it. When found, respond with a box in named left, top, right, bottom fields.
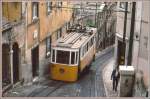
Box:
left=4, top=47, right=114, bottom=97
left=45, top=47, right=114, bottom=97
left=89, top=48, right=114, bottom=96
left=73, top=48, right=114, bottom=97
left=27, top=48, right=114, bottom=97
left=27, top=81, right=66, bottom=97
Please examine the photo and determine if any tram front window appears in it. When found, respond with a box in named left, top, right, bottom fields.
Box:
left=71, top=52, right=75, bottom=64
left=56, top=50, right=70, bottom=64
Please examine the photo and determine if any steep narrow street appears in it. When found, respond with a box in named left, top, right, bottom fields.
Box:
left=4, top=47, right=114, bottom=97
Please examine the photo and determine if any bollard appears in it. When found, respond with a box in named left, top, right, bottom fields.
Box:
left=119, top=65, right=135, bottom=97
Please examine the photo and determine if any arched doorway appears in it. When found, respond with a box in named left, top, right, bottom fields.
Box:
left=2, top=44, right=11, bottom=88
left=13, top=42, right=20, bottom=83
left=31, top=46, right=39, bottom=78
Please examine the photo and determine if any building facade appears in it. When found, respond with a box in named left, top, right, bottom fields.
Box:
left=2, top=2, right=26, bottom=92
left=114, top=1, right=150, bottom=96
left=97, top=2, right=116, bottom=51
left=2, top=1, right=73, bottom=93
left=24, top=1, right=73, bottom=84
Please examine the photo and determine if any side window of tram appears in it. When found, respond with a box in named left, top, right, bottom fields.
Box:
left=76, top=52, right=78, bottom=64
left=56, top=50, right=70, bottom=64
left=71, top=51, right=78, bottom=65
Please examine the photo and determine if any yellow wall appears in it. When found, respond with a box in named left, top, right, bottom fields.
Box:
left=27, top=22, right=39, bottom=49
left=27, top=1, right=73, bottom=48
left=2, top=2, right=22, bottom=22
left=39, top=1, right=73, bottom=42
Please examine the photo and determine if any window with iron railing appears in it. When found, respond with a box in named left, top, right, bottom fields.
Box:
left=46, top=36, right=51, bottom=58
left=47, top=1, right=52, bottom=15
left=56, top=28, right=62, bottom=40
left=32, top=2, right=39, bottom=20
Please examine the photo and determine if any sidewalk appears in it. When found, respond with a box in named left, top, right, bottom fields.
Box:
left=102, top=58, right=120, bottom=97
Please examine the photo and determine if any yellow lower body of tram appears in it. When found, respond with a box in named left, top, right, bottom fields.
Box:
left=50, top=45, right=95, bottom=82
left=51, top=64, right=78, bottom=81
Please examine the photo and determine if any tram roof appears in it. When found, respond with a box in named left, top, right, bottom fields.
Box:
left=52, top=27, right=97, bottom=49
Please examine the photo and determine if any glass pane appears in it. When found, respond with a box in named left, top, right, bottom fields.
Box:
left=76, top=52, right=78, bottom=64
left=52, top=49, right=55, bottom=62
left=56, top=50, right=70, bottom=64
left=71, top=52, right=75, bottom=64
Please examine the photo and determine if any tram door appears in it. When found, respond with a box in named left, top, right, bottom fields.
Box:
left=32, top=46, right=39, bottom=78
left=117, top=41, right=126, bottom=66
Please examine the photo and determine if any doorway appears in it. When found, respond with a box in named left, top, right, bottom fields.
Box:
left=31, top=46, right=39, bottom=78
left=13, top=42, right=20, bottom=84
left=2, top=44, right=11, bottom=88
left=117, top=40, right=126, bottom=66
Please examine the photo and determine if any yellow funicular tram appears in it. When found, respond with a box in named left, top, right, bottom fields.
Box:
left=50, top=27, right=97, bottom=82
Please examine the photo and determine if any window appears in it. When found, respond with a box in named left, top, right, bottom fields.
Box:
left=119, top=2, right=126, bottom=9
left=86, top=44, right=88, bottom=52
left=32, top=2, right=38, bottom=20
left=66, top=22, right=70, bottom=31
left=56, top=50, right=70, bottom=64
left=119, top=2, right=132, bottom=12
left=82, top=43, right=88, bottom=57
left=47, top=2, right=52, bottom=15
left=57, top=28, right=62, bottom=40
left=81, top=37, right=95, bottom=58
left=82, top=46, right=86, bottom=57
left=88, top=38, right=93, bottom=48
left=76, top=52, right=78, bottom=64
left=51, top=49, right=79, bottom=65
left=57, top=2, right=62, bottom=8
left=52, top=49, right=55, bottom=62
left=71, top=52, right=75, bottom=64
left=46, top=36, right=51, bottom=57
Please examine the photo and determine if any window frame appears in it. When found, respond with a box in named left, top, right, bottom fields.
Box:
left=57, top=1, right=63, bottom=8
left=47, top=1, right=52, bottom=15
left=46, top=36, right=51, bottom=58
left=32, top=2, right=39, bottom=20
left=56, top=28, right=62, bottom=40
left=119, top=2, right=126, bottom=9
left=81, top=35, right=95, bottom=59
left=119, top=2, right=131, bottom=12
left=51, top=47, right=79, bottom=66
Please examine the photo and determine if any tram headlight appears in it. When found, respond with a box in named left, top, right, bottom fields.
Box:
left=59, top=68, right=65, bottom=73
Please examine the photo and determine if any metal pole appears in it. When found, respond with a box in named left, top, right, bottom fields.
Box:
left=122, top=2, right=128, bottom=66
left=123, top=2, right=128, bottom=43
left=104, top=9, right=107, bottom=49
left=127, top=2, right=136, bottom=65
left=95, top=2, right=97, bottom=27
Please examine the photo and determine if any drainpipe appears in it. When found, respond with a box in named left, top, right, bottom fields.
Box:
left=148, top=5, right=150, bottom=97
left=95, top=2, right=97, bottom=27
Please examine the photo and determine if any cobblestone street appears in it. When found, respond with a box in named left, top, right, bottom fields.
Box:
left=4, top=47, right=114, bottom=97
